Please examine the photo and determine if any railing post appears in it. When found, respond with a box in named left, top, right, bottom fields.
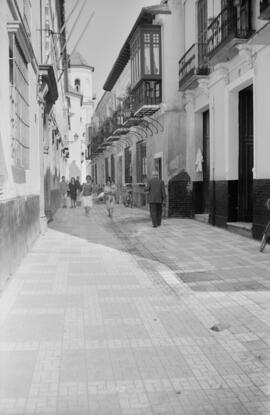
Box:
left=195, top=43, right=199, bottom=73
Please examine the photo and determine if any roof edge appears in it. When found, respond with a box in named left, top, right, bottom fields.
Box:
left=103, top=3, right=171, bottom=92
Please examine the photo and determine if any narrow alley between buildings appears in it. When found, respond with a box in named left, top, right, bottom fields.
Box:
left=1, top=203, right=270, bottom=415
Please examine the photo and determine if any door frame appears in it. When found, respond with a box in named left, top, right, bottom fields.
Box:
left=238, top=85, right=254, bottom=221
left=226, top=70, right=255, bottom=222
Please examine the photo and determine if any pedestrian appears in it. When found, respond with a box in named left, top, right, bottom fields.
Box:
left=69, top=177, right=77, bottom=208
left=81, top=175, right=93, bottom=215
left=145, top=170, right=166, bottom=228
left=59, top=176, right=68, bottom=208
left=75, top=176, right=82, bottom=206
left=104, top=178, right=117, bottom=218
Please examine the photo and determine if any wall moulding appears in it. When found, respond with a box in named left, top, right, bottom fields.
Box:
left=236, top=44, right=255, bottom=69
left=209, top=64, right=230, bottom=88
left=7, top=21, right=37, bottom=72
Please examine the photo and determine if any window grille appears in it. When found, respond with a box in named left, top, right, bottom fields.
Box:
left=136, top=141, right=147, bottom=183
left=9, top=34, right=30, bottom=169
left=75, top=79, right=81, bottom=92
left=105, top=157, right=109, bottom=181
left=124, top=147, right=132, bottom=184
left=111, top=154, right=115, bottom=182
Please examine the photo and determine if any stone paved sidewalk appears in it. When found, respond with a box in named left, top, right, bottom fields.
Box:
left=0, top=202, right=270, bottom=414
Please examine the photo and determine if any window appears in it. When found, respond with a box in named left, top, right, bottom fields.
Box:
left=130, top=31, right=141, bottom=87
left=154, top=157, right=162, bottom=180
left=130, top=26, right=161, bottom=87
left=124, top=147, right=132, bottom=184
left=95, top=164, right=97, bottom=184
left=153, top=34, right=160, bottom=75
left=75, top=78, right=81, bottom=92
left=9, top=35, right=30, bottom=169
left=144, top=34, right=151, bottom=75
left=111, top=154, right=115, bottom=182
left=23, top=0, right=32, bottom=37
left=143, top=30, right=161, bottom=76
left=105, top=157, right=109, bottom=181
left=136, top=141, right=147, bottom=183
left=197, top=0, right=207, bottom=44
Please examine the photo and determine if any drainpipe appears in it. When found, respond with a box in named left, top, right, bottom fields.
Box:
left=38, top=77, right=48, bottom=233
left=210, top=94, right=216, bottom=226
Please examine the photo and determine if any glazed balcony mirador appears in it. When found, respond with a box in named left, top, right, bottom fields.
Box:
left=132, top=79, right=162, bottom=117
left=259, top=0, right=270, bottom=19
left=207, top=1, right=253, bottom=64
left=178, top=43, right=209, bottom=91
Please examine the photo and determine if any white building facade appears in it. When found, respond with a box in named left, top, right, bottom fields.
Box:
left=66, top=52, right=95, bottom=182
left=0, top=0, right=69, bottom=288
left=91, top=2, right=187, bottom=210
left=179, top=0, right=270, bottom=238
left=91, top=0, right=270, bottom=239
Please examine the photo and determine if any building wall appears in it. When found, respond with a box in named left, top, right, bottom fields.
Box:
left=0, top=1, right=42, bottom=289
left=0, top=0, right=69, bottom=289
left=182, top=0, right=270, bottom=236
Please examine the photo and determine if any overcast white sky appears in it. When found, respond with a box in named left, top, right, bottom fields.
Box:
left=66, top=0, right=157, bottom=102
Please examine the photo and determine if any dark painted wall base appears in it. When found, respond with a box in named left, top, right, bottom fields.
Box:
left=192, top=181, right=204, bottom=214
left=168, top=171, right=194, bottom=218
left=192, top=180, right=238, bottom=226
left=0, top=195, right=40, bottom=290
left=193, top=179, right=270, bottom=241
left=45, top=189, right=61, bottom=222
left=253, top=179, right=270, bottom=239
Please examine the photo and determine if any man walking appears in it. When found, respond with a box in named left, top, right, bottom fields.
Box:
left=59, top=176, right=68, bottom=208
left=146, top=170, right=166, bottom=228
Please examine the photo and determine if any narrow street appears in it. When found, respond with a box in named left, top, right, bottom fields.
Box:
left=1, top=203, right=270, bottom=415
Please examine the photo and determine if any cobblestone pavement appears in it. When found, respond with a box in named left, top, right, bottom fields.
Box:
left=1, top=202, right=270, bottom=415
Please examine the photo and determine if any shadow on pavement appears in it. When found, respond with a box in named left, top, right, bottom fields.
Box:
left=49, top=204, right=270, bottom=294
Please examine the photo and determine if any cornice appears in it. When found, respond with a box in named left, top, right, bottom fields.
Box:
left=7, top=20, right=37, bottom=73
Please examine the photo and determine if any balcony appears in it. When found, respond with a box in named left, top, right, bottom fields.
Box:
left=260, top=1, right=270, bottom=19
left=178, top=43, right=209, bottom=91
left=132, top=80, right=162, bottom=117
left=207, top=2, right=253, bottom=64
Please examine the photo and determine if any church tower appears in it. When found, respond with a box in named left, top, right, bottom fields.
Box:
left=66, top=51, right=95, bottom=181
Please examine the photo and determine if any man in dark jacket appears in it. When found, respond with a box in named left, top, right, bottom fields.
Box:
left=146, top=170, right=166, bottom=227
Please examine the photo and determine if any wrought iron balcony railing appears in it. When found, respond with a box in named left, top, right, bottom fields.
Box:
left=132, top=80, right=162, bottom=116
left=259, top=0, right=270, bottom=19
left=208, top=2, right=252, bottom=61
left=178, top=43, right=209, bottom=91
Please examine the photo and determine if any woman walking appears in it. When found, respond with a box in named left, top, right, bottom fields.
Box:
left=104, top=179, right=116, bottom=218
left=81, top=175, right=93, bottom=215
left=69, top=177, right=77, bottom=208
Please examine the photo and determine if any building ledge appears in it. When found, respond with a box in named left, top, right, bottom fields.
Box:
left=113, top=128, right=130, bottom=136
left=134, top=105, right=160, bottom=117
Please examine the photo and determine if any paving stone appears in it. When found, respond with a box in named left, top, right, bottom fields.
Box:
left=0, top=204, right=270, bottom=414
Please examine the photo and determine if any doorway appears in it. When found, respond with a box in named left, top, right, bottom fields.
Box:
left=202, top=110, right=210, bottom=212
left=154, top=157, right=162, bottom=179
left=238, top=85, right=253, bottom=222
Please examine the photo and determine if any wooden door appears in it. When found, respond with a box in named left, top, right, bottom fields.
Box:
left=203, top=110, right=210, bottom=212
left=238, top=85, right=253, bottom=221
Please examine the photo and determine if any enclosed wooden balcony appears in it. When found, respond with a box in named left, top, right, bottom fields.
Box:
left=259, top=0, right=270, bottom=19
left=132, top=80, right=162, bottom=117
left=178, top=43, right=209, bottom=91
left=207, top=2, right=253, bottom=64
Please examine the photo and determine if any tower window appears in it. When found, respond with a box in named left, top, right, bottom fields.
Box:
left=74, top=78, right=80, bottom=92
